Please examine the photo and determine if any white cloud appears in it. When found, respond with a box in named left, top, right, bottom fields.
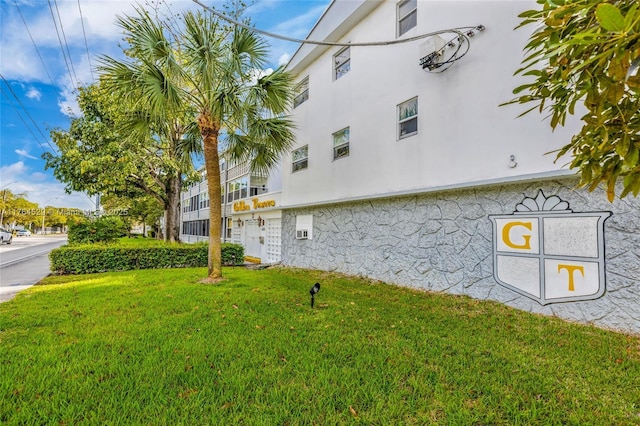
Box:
left=0, top=0, right=140, bottom=84
left=25, top=87, right=41, bottom=100
left=278, top=53, right=291, bottom=66
left=30, top=172, right=49, bottom=182
left=14, top=149, right=38, bottom=160
left=0, top=161, right=28, bottom=182
left=57, top=74, right=82, bottom=117
left=0, top=161, right=93, bottom=210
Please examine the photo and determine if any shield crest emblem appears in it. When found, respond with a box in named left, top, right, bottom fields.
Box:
left=489, top=191, right=611, bottom=305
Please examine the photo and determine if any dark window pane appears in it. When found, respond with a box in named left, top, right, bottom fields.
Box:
left=400, top=117, right=417, bottom=137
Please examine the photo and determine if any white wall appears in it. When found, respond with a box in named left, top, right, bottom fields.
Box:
left=283, top=0, right=580, bottom=207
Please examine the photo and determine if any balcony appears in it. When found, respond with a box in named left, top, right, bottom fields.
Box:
left=227, top=163, right=268, bottom=181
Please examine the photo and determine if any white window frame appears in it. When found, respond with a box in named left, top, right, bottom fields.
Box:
left=200, top=191, right=210, bottom=209
left=292, top=145, right=308, bottom=173
left=398, top=97, right=418, bottom=139
left=397, top=0, right=417, bottom=37
left=332, top=127, right=350, bottom=160
left=293, top=77, right=309, bottom=108
left=334, top=47, right=350, bottom=80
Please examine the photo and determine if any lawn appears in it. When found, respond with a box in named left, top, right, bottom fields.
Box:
left=1, top=267, right=639, bottom=425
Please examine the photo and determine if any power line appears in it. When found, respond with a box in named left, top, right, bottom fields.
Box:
left=14, top=0, right=55, bottom=86
left=192, top=0, right=475, bottom=48
left=77, top=0, right=94, bottom=83
left=54, top=0, right=81, bottom=85
left=0, top=73, right=56, bottom=153
left=0, top=83, right=51, bottom=155
left=47, top=0, right=77, bottom=89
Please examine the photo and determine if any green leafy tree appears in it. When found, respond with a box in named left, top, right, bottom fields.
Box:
left=508, top=0, right=640, bottom=201
left=99, top=6, right=296, bottom=281
left=46, top=82, right=201, bottom=242
left=0, top=190, right=39, bottom=228
left=102, top=193, right=164, bottom=238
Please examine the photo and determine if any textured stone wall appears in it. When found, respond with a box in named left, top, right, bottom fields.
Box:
left=281, top=178, right=640, bottom=334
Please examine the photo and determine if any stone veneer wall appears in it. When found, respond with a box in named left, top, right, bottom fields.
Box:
left=281, top=178, right=640, bottom=335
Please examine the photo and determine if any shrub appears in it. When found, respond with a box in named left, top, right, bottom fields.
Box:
left=50, top=242, right=245, bottom=274
left=68, top=216, right=128, bottom=244
left=221, top=243, right=244, bottom=266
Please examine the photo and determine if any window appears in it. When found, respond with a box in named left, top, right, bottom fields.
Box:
left=190, top=194, right=200, bottom=212
left=332, top=127, right=350, bottom=160
left=200, top=192, right=210, bottom=209
left=182, top=198, right=190, bottom=213
left=334, top=47, right=350, bottom=80
left=226, top=217, right=233, bottom=239
left=182, top=219, right=210, bottom=237
left=240, top=177, right=248, bottom=199
left=292, top=145, right=308, bottom=173
left=398, top=97, right=418, bottom=139
left=398, top=0, right=417, bottom=36
left=294, top=77, right=309, bottom=108
left=250, top=176, right=268, bottom=196
left=226, top=177, right=248, bottom=202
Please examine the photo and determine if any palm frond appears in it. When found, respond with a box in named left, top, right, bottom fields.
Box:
left=182, top=11, right=226, bottom=95
left=247, top=66, right=295, bottom=115
left=177, top=121, right=204, bottom=159
left=231, top=26, right=269, bottom=73
left=226, top=115, right=297, bottom=175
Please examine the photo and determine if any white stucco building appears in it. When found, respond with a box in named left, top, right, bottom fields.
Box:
left=280, top=0, right=640, bottom=334
left=180, top=158, right=284, bottom=264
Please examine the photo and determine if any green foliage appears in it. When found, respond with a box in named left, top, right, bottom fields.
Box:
left=98, top=5, right=296, bottom=277
left=45, top=81, right=200, bottom=242
left=1, top=267, right=638, bottom=424
left=67, top=216, right=129, bottom=244
left=508, top=0, right=640, bottom=201
left=0, top=190, right=39, bottom=228
left=49, top=241, right=244, bottom=274
left=220, top=242, right=244, bottom=266
left=49, top=244, right=207, bottom=274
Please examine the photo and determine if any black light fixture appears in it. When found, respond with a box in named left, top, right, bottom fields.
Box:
left=309, top=283, right=320, bottom=308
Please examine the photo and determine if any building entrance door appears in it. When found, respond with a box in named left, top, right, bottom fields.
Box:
left=245, top=219, right=262, bottom=260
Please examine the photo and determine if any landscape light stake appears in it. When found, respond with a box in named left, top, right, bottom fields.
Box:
left=310, top=283, right=320, bottom=308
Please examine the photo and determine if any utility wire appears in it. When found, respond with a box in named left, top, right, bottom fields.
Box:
left=0, top=73, right=56, bottom=153
left=14, top=1, right=55, bottom=86
left=0, top=83, right=51, bottom=155
left=77, top=0, right=94, bottom=82
left=192, top=0, right=475, bottom=48
left=54, top=0, right=81, bottom=85
left=47, top=0, right=77, bottom=89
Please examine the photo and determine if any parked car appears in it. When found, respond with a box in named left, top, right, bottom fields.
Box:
left=0, top=227, right=12, bottom=244
left=16, top=229, right=31, bottom=237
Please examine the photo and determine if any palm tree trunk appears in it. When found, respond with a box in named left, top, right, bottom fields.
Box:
left=199, top=113, right=223, bottom=280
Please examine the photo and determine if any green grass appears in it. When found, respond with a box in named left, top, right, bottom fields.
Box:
left=1, top=267, right=639, bottom=425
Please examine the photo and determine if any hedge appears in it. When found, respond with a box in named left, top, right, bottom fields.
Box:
left=50, top=243, right=245, bottom=275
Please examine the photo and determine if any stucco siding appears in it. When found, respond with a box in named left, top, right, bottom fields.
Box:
left=282, top=179, right=640, bottom=334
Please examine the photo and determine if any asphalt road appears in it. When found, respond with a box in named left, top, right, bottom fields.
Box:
left=0, top=234, right=68, bottom=303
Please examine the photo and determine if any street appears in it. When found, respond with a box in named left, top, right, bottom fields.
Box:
left=0, top=234, right=67, bottom=303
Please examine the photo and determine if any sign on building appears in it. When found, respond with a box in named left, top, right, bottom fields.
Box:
left=489, top=191, right=611, bottom=305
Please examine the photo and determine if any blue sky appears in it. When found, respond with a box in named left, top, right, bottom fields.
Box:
left=0, top=0, right=330, bottom=210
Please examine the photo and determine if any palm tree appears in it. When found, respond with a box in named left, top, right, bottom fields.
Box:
left=99, top=6, right=296, bottom=281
